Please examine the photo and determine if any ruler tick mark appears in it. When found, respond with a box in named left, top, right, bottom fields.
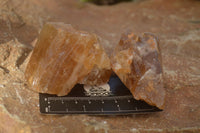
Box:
left=117, top=105, right=120, bottom=111
left=45, top=107, right=48, bottom=112
left=83, top=105, right=86, bottom=112
left=45, top=107, right=49, bottom=112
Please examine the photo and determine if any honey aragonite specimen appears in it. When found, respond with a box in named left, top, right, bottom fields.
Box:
left=25, top=22, right=111, bottom=96
left=111, top=32, right=166, bottom=109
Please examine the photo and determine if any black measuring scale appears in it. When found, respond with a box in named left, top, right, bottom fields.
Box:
left=39, top=75, right=162, bottom=115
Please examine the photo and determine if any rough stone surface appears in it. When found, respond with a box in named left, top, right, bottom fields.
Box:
left=111, top=32, right=165, bottom=109
left=0, top=0, right=200, bottom=132
left=25, top=22, right=111, bottom=96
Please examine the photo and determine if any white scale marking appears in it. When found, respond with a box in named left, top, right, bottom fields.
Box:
left=117, top=105, right=120, bottom=111
left=45, top=107, right=48, bottom=112
left=88, top=100, right=91, bottom=104
left=75, top=100, right=78, bottom=104
left=45, top=98, right=47, bottom=101
left=83, top=105, right=86, bottom=112
left=115, top=100, right=118, bottom=103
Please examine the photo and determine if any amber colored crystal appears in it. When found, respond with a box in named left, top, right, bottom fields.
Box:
left=111, top=32, right=166, bottom=109
left=25, top=22, right=111, bottom=96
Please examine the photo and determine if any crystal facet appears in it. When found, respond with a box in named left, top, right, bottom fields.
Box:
left=111, top=32, right=166, bottom=109
left=25, top=22, right=111, bottom=96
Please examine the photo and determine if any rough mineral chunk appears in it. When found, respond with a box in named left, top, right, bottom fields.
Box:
left=25, top=22, right=111, bottom=96
left=111, top=32, right=166, bottom=109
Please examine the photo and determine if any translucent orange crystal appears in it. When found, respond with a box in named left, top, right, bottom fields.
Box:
left=111, top=32, right=165, bottom=109
left=25, top=22, right=111, bottom=96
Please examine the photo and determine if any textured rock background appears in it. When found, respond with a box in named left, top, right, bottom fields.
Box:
left=0, top=0, right=200, bottom=132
